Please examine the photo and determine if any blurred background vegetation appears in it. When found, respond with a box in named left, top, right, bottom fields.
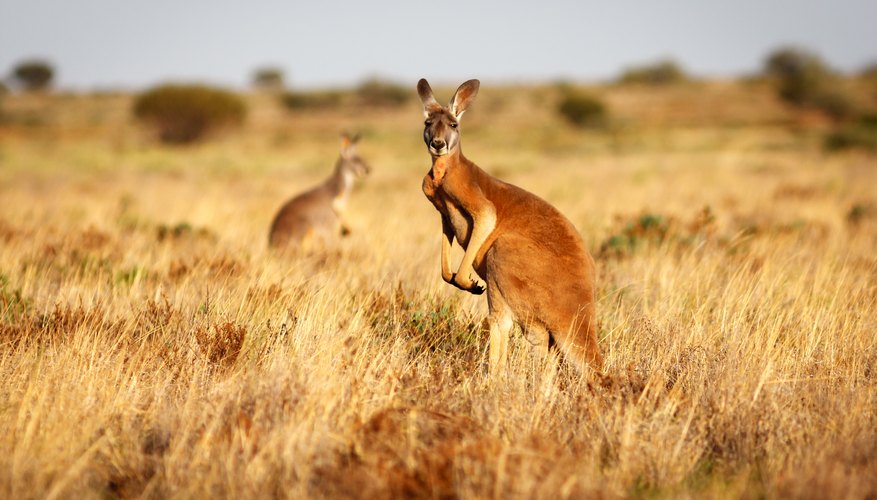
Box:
left=4, top=45, right=874, bottom=150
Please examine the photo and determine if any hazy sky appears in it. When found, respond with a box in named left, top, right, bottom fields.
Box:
left=2, top=0, right=876, bottom=90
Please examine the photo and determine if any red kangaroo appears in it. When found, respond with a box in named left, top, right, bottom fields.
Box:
left=418, top=78, right=602, bottom=375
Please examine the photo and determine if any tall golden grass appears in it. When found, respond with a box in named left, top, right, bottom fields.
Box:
left=1, top=81, right=876, bottom=498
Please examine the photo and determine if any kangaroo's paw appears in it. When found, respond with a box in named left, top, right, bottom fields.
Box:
left=451, top=273, right=486, bottom=295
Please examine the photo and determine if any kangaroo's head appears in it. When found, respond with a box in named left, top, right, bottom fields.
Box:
left=417, top=79, right=480, bottom=157
left=338, top=133, right=371, bottom=177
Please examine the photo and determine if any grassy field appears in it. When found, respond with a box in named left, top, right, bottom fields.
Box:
left=1, top=80, right=876, bottom=498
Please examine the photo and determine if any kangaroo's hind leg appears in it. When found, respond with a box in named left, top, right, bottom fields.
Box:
left=486, top=288, right=514, bottom=378
left=550, top=308, right=603, bottom=374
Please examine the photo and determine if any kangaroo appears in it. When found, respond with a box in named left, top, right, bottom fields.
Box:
left=417, top=78, right=603, bottom=375
left=269, top=133, right=370, bottom=249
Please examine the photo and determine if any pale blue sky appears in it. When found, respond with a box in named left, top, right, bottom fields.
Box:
left=2, top=0, right=876, bottom=90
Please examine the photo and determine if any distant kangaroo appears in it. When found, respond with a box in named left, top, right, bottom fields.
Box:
left=269, top=133, right=370, bottom=249
left=417, top=78, right=603, bottom=375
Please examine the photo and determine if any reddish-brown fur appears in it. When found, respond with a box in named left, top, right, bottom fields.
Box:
left=418, top=79, right=602, bottom=375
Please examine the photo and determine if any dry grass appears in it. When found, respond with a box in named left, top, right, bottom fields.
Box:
left=1, top=81, right=876, bottom=499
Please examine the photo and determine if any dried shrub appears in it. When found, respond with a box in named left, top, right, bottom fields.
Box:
left=0, top=221, right=15, bottom=244
left=208, top=255, right=244, bottom=278
left=772, top=183, right=824, bottom=201
left=136, top=297, right=177, bottom=338
left=312, top=406, right=490, bottom=498
left=133, top=84, right=246, bottom=144
left=97, top=417, right=170, bottom=499
left=244, top=283, right=284, bottom=306
left=557, top=92, right=608, bottom=129
left=618, top=59, right=688, bottom=85
left=194, top=321, right=246, bottom=366
left=166, top=259, right=191, bottom=281
left=38, top=302, right=116, bottom=347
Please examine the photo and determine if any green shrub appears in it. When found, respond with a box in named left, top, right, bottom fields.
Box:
left=133, top=84, right=246, bottom=144
left=763, top=47, right=862, bottom=122
left=11, top=59, right=54, bottom=91
left=764, top=47, right=830, bottom=102
left=599, top=207, right=716, bottom=258
left=557, top=92, right=608, bottom=128
left=763, top=47, right=859, bottom=120
left=600, top=213, right=671, bottom=257
left=618, top=59, right=687, bottom=85
left=809, top=90, right=857, bottom=121
left=847, top=202, right=876, bottom=226
left=280, top=90, right=344, bottom=111
left=252, top=67, right=285, bottom=90
left=824, top=114, right=877, bottom=152
left=355, top=78, right=409, bottom=107
left=0, top=273, right=31, bottom=324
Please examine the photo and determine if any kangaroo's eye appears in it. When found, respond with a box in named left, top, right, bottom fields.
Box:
left=450, top=122, right=458, bottom=129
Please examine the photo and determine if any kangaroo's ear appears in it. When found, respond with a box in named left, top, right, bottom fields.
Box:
left=417, top=78, right=442, bottom=117
left=341, top=131, right=361, bottom=146
left=340, top=132, right=358, bottom=158
left=449, top=79, right=480, bottom=120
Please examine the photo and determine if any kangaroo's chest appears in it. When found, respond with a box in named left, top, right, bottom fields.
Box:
left=423, top=172, right=473, bottom=247
left=331, top=191, right=349, bottom=215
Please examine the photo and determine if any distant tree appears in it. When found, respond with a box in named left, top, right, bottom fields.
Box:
left=764, top=47, right=828, bottom=79
left=252, top=67, right=285, bottom=90
left=133, top=84, right=246, bottom=144
left=763, top=47, right=831, bottom=105
left=557, top=92, right=608, bottom=129
left=618, top=59, right=687, bottom=85
left=11, top=59, right=54, bottom=91
left=763, top=47, right=855, bottom=121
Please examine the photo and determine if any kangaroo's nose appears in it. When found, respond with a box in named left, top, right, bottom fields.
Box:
left=431, top=139, right=446, bottom=149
